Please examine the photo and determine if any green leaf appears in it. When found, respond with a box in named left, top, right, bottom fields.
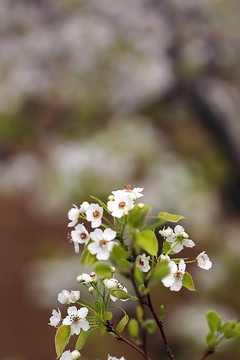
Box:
left=145, top=219, right=168, bottom=230
left=206, top=332, right=216, bottom=346
left=111, top=246, right=130, bottom=268
left=162, top=241, right=172, bottom=254
left=138, top=284, right=147, bottom=295
left=108, top=289, right=138, bottom=301
left=182, top=272, right=196, bottom=291
left=136, top=306, right=144, bottom=323
left=134, top=266, right=144, bottom=283
left=128, top=318, right=139, bottom=338
left=158, top=212, right=184, bottom=223
left=55, top=325, right=71, bottom=358
left=87, top=252, right=98, bottom=267
left=152, top=261, right=170, bottom=281
left=99, top=325, right=106, bottom=335
left=80, top=246, right=89, bottom=265
left=116, top=314, right=129, bottom=333
left=206, top=311, right=221, bottom=332
left=160, top=305, right=164, bottom=320
left=75, top=330, right=91, bottom=351
left=220, top=320, right=236, bottom=334
left=143, top=319, right=156, bottom=334
left=105, top=312, right=113, bottom=321
left=128, top=205, right=151, bottom=229
left=94, top=263, right=112, bottom=278
left=136, top=229, right=158, bottom=255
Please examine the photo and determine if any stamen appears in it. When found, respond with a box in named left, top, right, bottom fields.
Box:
left=124, top=185, right=134, bottom=191
left=80, top=232, right=87, bottom=240
left=93, top=210, right=100, bottom=218
left=118, top=201, right=126, bottom=209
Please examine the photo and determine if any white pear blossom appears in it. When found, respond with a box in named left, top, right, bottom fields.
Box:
left=68, top=205, right=80, bottom=227
left=166, top=225, right=195, bottom=254
left=196, top=251, right=212, bottom=270
left=107, top=192, right=134, bottom=218
left=58, top=290, right=80, bottom=304
left=49, top=308, right=61, bottom=327
left=159, top=226, right=173, bottom=238
left=136, top=254, right=150, bottom=272
left=71, top=224, right=90, bottom=253
left=60, top=350, right=81, bottom=360
left=112, top=185, right=143, bottom=200
left=80, top=201, right=89, bottom=214
left=62, top=306, right=90, bottom=335
left=108, top=356, right=126, bottom=360
left=77, top=272, right=97, bottom=284
left=88, top=228, right=117, bottom=260
left=162, top=259, right=186, bottom=292
left=103, top=278, right=128, bottom=302
left=86, top=203, right=103, bottom=228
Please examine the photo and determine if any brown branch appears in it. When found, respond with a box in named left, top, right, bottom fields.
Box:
left=129, top=268, right=149, bottom=359
left=200, top=348, right=215, bottom=360
left=147, top=293, right=175, bottom=360
left=105, top=320, right=151, bottom=360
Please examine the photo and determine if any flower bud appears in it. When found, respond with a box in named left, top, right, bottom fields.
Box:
left=182, top=231, right=189, bottom=239
left=88, top=286, right=94, bottom=293
left=86, top=277, right=92, bottom=284
left=108, top=195, right=115, bottom=201
left=160, top=254, right=170, bottom=262
left=110, top=266, right=116, bottom=273
left=138, top=203, right=144, bottom=208
left=71, top=350, right=81, bottom=359
left=77, top=275, right=83, bottom=283
left=92, top=278, right=98, bottom=284
left=123, top=210, right=129, bottom=216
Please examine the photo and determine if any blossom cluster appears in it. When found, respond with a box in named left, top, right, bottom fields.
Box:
left=49, top=185, right=212, bottom=359
left=68, top=186, right=143, bottom=258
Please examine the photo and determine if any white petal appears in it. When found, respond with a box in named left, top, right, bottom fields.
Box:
left=104, top=228, right=117, bottom=241
left=88, top=242, right=100, bottom=255
left=62, top=316, right=72, bottom=326
left=79, top=319, right=90, bottom=331
left=71, top=323, right=81, bottom=335
left=91, top=218, right=102, bottom=228
left=162, top=274, right=175, bottom=287
left=183, top=239, right=195, bottom=248
left=178, top=259, right=186, bottom=273
left=77, top=307, right=88, bottom=318
left=174, top=225, right=184, bottom=235
left=170, top=279, right=182, bottom=291
left=67, top=306, right=77, bottom=316
left=96, top=249, right=110, bottom=260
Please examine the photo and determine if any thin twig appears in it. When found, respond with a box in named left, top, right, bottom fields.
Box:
left=147, top=293, right=175, bottom=360
left=200, top=348, right=215, bottom=360
left=105, top=320, right=151, bottom=360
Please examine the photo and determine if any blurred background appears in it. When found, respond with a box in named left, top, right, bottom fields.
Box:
left=1, top=0, right=240, bottom=359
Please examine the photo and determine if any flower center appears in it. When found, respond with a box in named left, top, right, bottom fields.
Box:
left=72, top=315, right=80, bottom=324
left=118, top=201, right=126, bottom=209
left=124, top=185, right=134, bottom=191
left=175, top=271, right=184, bottom=280
left=100, top=239, right=108, bottom=247
left=116, top=281, right=124, bottom=290
left=80, top=232, right=87, bottom=240
left=139, top=259, right=144, bottom=266
left=93, top=210, right=100, bottom=218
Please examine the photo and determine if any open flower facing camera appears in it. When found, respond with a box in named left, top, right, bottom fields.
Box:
left=49, top=186, right=240, bottom=360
